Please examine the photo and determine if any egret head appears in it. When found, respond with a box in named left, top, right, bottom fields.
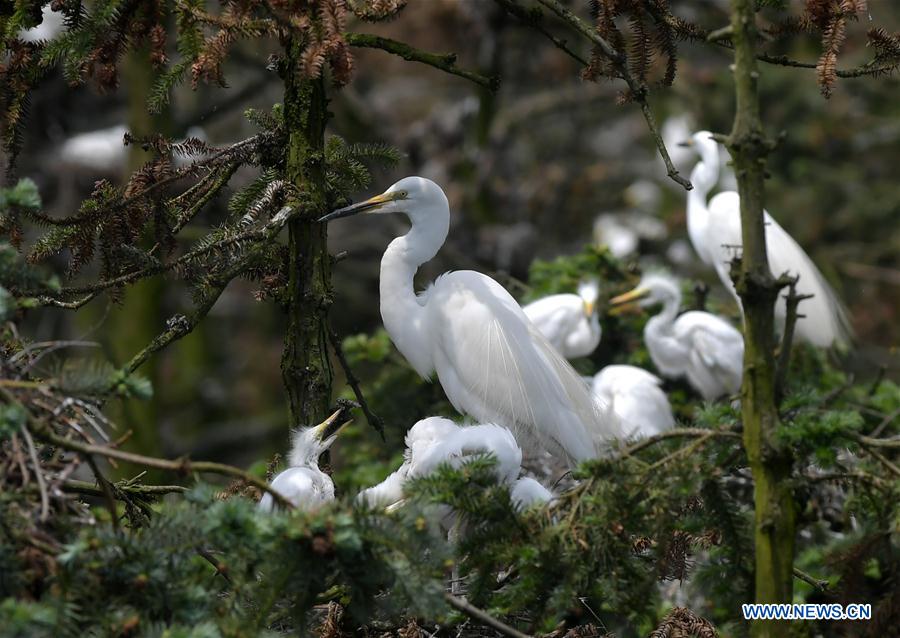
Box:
left=288, top=408, right=352, bottom=467
left=577, top=279, right=600, bottom=317
left=319, top=176, right=449, bottom=224
left=609, top=272, right=681, bottom=311
left=678, top=130, right=718, bottom=162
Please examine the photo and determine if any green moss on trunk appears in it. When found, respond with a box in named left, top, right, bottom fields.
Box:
left=728, top=1, right=796, bottom=635
left=280, top=44, right=333, bottom=428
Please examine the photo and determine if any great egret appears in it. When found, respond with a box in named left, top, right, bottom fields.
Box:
left=357, top=417, right=553, bottom=512
left=591, top=365, right=675, bottom=438
left=610, top=273, right=744, bottom=401
left=321, top=177, right=621, bottom=464
left=682, top=131, right=851, bottom=348
left=522, top=280, right=601, bottom=359
left=258, top=409, right=350, bottom=512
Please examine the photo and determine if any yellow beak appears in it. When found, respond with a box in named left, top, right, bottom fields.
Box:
left=609, top=287, right=650, bottom=307
left=319, top=192, right=399, bottom=222
left=583, top=300, right=595, bottom=317
left=312, top=408, right=353, bottom=441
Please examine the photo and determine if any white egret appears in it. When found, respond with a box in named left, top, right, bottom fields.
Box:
left=522, top=280, right=601, bottom=359
left=682, top=131, right=851, bottom=347
left=258, top=409, right=350, bottom=512
left=510, top=477, right=554, bottom=511
left=321, top=177, right=621, bottom=464
left=357, top=417, right=553, bottom=512
left=610, top=273, right=744, bottom=401
left=591, top=365, right=675, bottom=438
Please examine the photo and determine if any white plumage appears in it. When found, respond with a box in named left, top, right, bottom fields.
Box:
left=684, top=131, right=851, bottom=348
left=611, top=273, right=744, bottom=401
left=522, top=280, right=601, bottom=359
left=591, top=365, right=675, bottom=438
left=258, top=411, right=348, bottom=512
left=321, top=177, right=621, bottom=465
left=357, top=417, right=553, bottom=513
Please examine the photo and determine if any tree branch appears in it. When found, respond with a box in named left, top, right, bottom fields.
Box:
left=327, top=326, right=385, bottom=439
left=0, top=387, right=293, bottom=509
left=345, top=33, right=499, bottom=91
left=492, top=0, right=589, bottom=66
left=775, top=278, right=813, bottom=403
left=444, top=593, right=533, bottom=638
left=530, top=0, right=692, bottom=190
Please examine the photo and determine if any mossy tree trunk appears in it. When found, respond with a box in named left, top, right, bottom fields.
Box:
left=280, top=41, right=333, bottom=429
left=727, top=1, right=795, bottom=635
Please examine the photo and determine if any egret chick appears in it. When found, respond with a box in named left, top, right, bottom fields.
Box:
left=259, top=409, right=350, bottom=512
left=682, top=131, right=851, bottom=348
left=523, top=280, right=601, bottom=359
left=321, top=177, right=621, bottom=465
left=591, top=365, right=674, bottom=438
left=611, top=273, right=744, bottom=401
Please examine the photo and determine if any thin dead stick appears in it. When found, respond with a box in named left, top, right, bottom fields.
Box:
left=793, top=567, right=829, bottom=592
left=617, top=428, right=741, bottom=459
left=327, top=326, right=385, bottom=439
left=646, top=431, right=717, bottom=472
left=20, top=425, right=49, bottom=522
left=444, top=593, right=533, bottom=638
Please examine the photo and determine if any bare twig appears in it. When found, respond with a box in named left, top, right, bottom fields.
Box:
left=346, top=33, right=499, bottom=91
left=492, top=0, right=589, bottom=66
left=870, top=407, right=900, bottom=439
left=444, top=593, right=533, bottom=638
left=775, top=278, right=813, bottom=403
left=534, top=0, right=691, bottom=190
left=62, top=479, right=188, bottom=497
left=327, top=327, right=385, bottom=439
left=850, top=434, right=900, bottom=478
left=0, top=387, right=293, bottom=509
left=20, top=425, right=49, bottom=522
left=792, top=567, right=829, bottom=592
left=617, top=427, right=741, bottom=459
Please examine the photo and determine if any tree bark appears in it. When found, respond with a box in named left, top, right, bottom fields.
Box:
left=727, top=2, right=795, bottom=635
left=280, top=43, right=333, bottom=429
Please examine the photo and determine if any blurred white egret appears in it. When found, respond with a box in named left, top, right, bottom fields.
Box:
left=522, top=280, right=601, bottom=359
left=509, top=477, right=554, bottom=510
left=59, top=125, right=130, bottom=174
left=19, top=6, right=65, bottom=42
left=611, top=273, right=744, bottom=401
left=321, top=177, right=621, bottom=464
left=258, top=409, right=350, bottom=512
left=683, top=131, right=851, bottom=347
left=591, top=365, right=675, bottom=438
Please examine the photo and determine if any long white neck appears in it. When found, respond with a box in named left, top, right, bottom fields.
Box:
left=644, top=291, right=688, bottom=376
left=380, top=206, right=450, bottom=378
left=686, top=141, right=720, bottom=264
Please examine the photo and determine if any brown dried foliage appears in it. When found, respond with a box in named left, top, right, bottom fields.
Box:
left=804, top=0, right=868, bottom=97
left=583, top=0, right=680, bottom=95
left=648, top=607, right=718, bottom=638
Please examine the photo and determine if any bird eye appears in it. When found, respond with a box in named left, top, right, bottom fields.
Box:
left=398, top=190, right=408, bottom=198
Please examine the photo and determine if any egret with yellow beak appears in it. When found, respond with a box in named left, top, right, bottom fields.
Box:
left=258, top=409, right=352, bottom=512
left=321, top=177, right=621, bottom=465
left=522, top=279, right=601, bottom=360
left=610, top=272, right=743, bottom=401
